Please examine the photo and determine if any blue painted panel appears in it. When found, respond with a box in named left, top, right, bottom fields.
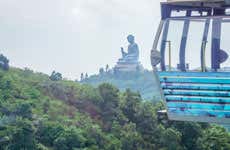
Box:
left=164, top=89, right=230, bottom=97
left=168, top=109, right=230, bottom=118
left=167, top=102, right=230, bottom=111
left=160, top=77, right=230, bottom=84
left=158, top=71, right=230, bottom=124
left=161, top=83, right=230, bottom=91
left=165, top=95, right=230, bottom=103
left=158, top=71, right=230, bottom=77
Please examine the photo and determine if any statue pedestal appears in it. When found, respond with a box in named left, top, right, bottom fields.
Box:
left=114, top=59, right=143, bottom=73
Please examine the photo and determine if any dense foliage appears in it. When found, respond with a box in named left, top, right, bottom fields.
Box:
left=0, top=67, right=229, bottom=150
left=0, top=54, right=9, bottom=71
left=80, top=70, right=160, bottom=101
left=50, top=71, right=62, bottom=81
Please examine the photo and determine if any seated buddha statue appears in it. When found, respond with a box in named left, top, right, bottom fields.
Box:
left=120, top=35, right=139, bottom=63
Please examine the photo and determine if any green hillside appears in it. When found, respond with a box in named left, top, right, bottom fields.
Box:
left=0, top=67, right=230, bottom=150
left=80, top=70, right=161, bottom=101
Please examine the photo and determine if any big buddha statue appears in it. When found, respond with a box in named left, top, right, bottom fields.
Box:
left=114, top=35, right=143, bottom=72
left=120, top=34, right=139, bottom=62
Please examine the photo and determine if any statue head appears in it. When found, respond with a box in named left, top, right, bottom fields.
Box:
left=127, top=35, right=135, bottom=44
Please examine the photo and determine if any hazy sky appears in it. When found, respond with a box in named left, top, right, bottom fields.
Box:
left=0, top=0, right=161, bottom=79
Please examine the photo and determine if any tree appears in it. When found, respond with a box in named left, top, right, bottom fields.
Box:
left=50, top=71, right=62, bottom=81
left=42, top=99, right=50, bottom=114
left=36, top=122, right=65, bottom=147
left=106, top=64, right=109, bottom=72
left=15, top=102, right=33, bottom=119
left=53, top=127, right=86, bottom=150
left=158, top=126, right=183, bottom=150
left=119, top=123, right=143, bottom=150
left=80, top=73, right=84, bottom=81
left=36, top=143, right=49, bottom=150
left=122, top=89, right=141, bottom=123
left=0, top=79, right=13, bottom=100
left=99, top=68, right=104, bottom=75
left=8, top=119, right=36, bottom=150
left=85, top=73, right=88, bottom=79
left=0, top=54, right=9, bottom=71
left=172, top=122, right=204, bottom=150
left=196, top=125, right=230, bottom=150
left=132, top=102, right=160, bottom=148
left=98, top=83, right=120, bottom=129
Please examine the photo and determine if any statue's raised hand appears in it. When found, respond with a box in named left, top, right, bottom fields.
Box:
left=121, top=47, right=124, bottom=52
left=121, top=47, right=126, bottom=58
